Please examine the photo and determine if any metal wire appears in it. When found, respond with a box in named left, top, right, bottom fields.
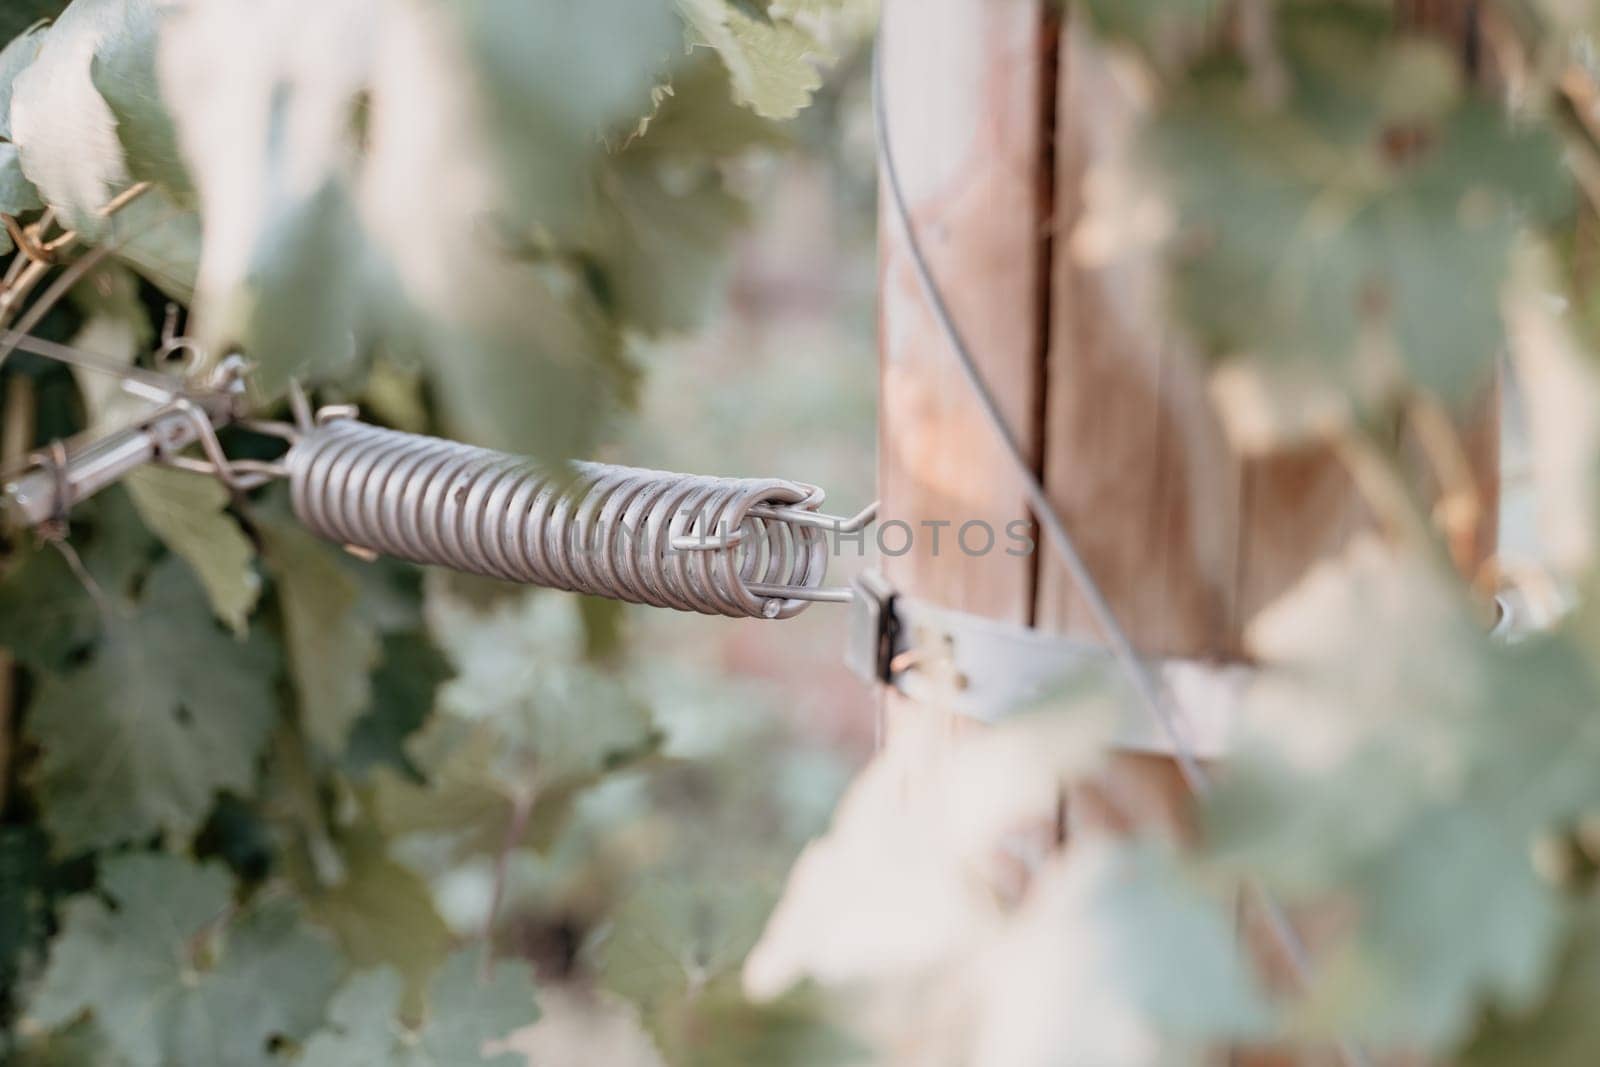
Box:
left=285, top=418, right=839, bottom=619
left=871, top=32, right=1206, bottom=793
left=872, top=22, right=1372, bottom=1067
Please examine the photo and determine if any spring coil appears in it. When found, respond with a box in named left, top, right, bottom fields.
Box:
left=285, top=419, right=830, bottom=619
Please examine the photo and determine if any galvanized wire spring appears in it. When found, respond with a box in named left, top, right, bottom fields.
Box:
left=285, top=417, right=840, bottom=619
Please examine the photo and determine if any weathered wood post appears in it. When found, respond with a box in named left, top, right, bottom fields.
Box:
left=873, top=0, right=1498, bottom=908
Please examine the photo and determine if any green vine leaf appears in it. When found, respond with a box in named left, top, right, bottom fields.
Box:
left=969, top=842, right=1268, bottom=1065
left=427, top=589, right=659, bottom=793
left=598, top=875, right=861, bottom=1067
left=11, top=1020, right=129, bottom=1067
left=25, top=854, right=340, bottom=1067
left=298, top=948, right=537, bottom=1067
left=1150, top=8, right=1571, bottom=447
left=8, top=0, right=198, bottom=294
left=89, top=0, right=189, bottom=196
left=584, top=58, right=777, bottom=335
left=0, top=23, right=48, bottom=217
left=126, top=467, right=259, bottom=635
left=358, top=0, right=674, bottom=460
left=10, top=0, right=151, bottom=228
left=597, top=876, right=774, bottom=1012
left=157, top=0, right=368, bottom=394
left=1461, top=903, right=1600, bottom=1067
left=258, top=515, right=380, bottom=755
left=25, top=556, right=280, bottom=853
left=678, top=0, right=827, bottom=119
left=340, top=630, right=452, bottom=782
left=0, top=489, right=152, bottom=673
left=1205, top=540, right=1600, bottom=1044
left=309, top=821, right=451, bottom=1012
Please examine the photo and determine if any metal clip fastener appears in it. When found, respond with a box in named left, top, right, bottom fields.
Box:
left=846, top=569, right=898, bottom=684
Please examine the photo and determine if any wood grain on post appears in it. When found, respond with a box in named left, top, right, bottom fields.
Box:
left=876, top=0, right=1054, bottom=632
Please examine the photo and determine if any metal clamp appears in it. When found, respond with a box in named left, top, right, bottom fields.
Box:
left=847, top=570, right=1238, bottom=758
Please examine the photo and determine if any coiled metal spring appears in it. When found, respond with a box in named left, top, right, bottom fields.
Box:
left=285, top=418, right=841, bottom=619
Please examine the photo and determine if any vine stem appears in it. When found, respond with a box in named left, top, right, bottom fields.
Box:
left=1407, top=396, right=1488, bottom=583
left=482, top=784, right=536, bottom=980
left=0, top=183, right=157, bottom=372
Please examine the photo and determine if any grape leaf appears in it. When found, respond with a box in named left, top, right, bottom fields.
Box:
left=1151, top=9, right=1571, bottom=446
left=258, top=514, right=380, bottom=754
left=126, top=467, right=259, bottom=636
left=651, top=985, right=864, bottom=1067
left=969, top=841, right=1267, bottom=1066
left=0, top=545, right=106, bottom=673
left=373, top=711, right=642, bottom=864
left=598, top=876, right=862, bottom=1067
left=25, top=555, right=280, bottom=853
left=11, top=0, right=150, bottom=229
left=10, top=1020, right=129, bottom=1067
left=451, top=0, right=678, bottom=232
left=745, top=699, right=1115, bottom=998
left=583, top=58, right=776, bottom=335
left=357, top=0, right=666, bottom=459
left=298, top=948, right=537, bottom=1067
left=678, top=0, right=827, bottom=119
left=65, top=259, right=150, bottom=419
left=0, top=24, right=47, bottom=216
left=1204, top=540, right=1600, bottom=1044
left=0, top=489, right=152, bottom=671
left=309, top=821, right=451, bottom=1011
left=88, top=0, right=188, bottom=196
left=8, top=0, right=199, bottom=291
left=25, top=853, right=340, bottom=1067
left=427, top=589, right=659, bottom=793
left=341, top=630, right=452, bottom=782
left=1461, top=904, right=1600, bottom=1067
left=599, top=876, right=776, bottom=1012
left=158, top=0, right=368, bottom=394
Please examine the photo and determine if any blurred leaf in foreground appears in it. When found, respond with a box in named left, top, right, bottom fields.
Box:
left=1206, top=538, right=1600, bottom=1044
left=1153, top=7, right=1570, bottom=447
left=9, top=0, right=199, bottom=292
left=1462, top=904, right=1600, bottom=1067
left=159, top=0, right=369, bottom=393
left=0, top=23, right=48, bottom=217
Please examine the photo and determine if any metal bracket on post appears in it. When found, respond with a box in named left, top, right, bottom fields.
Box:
left=846, top=570, right=899, bottom=684
left=845, top=568, right=1237, bottom=757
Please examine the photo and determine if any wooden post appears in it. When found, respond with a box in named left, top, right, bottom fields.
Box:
left=877, top=0, right=1055, bottom=632
left=875, top=0, right=1498, bottom=741
left=877, top=0, right=1497, bottom=1059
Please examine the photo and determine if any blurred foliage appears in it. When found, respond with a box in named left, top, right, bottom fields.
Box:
left=11, top=0, right=1600, bottom=1065
left=0, top=0, right=864, bottom=1065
